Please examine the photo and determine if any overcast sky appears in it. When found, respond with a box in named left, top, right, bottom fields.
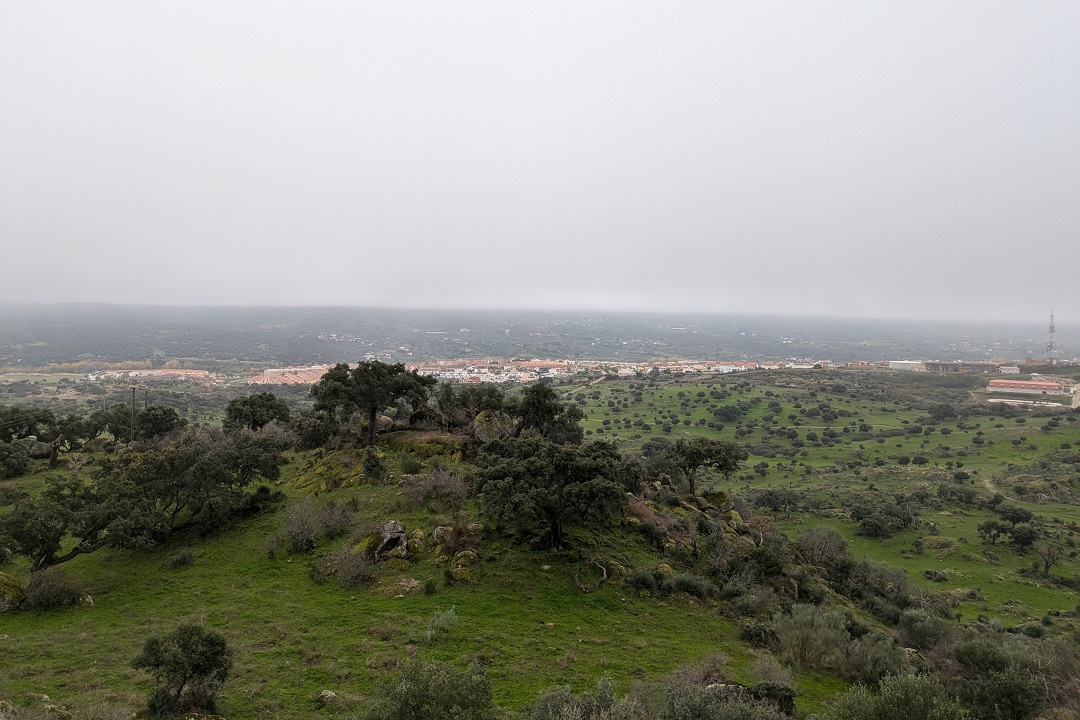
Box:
left=1, top=2, right=1077, bottom=322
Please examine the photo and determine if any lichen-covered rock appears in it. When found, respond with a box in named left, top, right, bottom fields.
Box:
left=655, top=563, right=675, bottom=580
left=385, top=544, right=409, bottom=560
left=466, top=523, right=485, bottom=540
left=406, top=537, right=425, bottom=558
left=450, top=566, right=475, bottom=582
left=452, top=550, right=477, bottom=567
left=353, top=534, right=381, bottom=559
left=377, top=520, right=406, bottom=551
left=0, top=571, right=25, bottom=612
left=28, top=441, right=52, bottom=459
left=471, top=410, right=515, bottom=443
left=387, top=558, right=412, bottom=573
left=43, top=704, right=73, bottom=720
left=433, top=526, right=452, bottom=545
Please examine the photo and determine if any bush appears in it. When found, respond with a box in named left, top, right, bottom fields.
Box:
left=400, top=453, right=424, bottom=474
left=795, top=526, right=850, bottom=569
left=333, top=546, right=374, bottom=588
left=0, top=440, right=30, bottom=479
left=362, top=657, right=494, bottom=720
left=284, top=498, right=324, bottom=553
left=400, top=468, right=468, bottom=512
left=628, top=568, right=659, bottom=593
left=363, top=446, right=385, bottom=479
left=522, top=676, right=639, bottom=720
left=263, top=534, right=283, bottom=559
left=827, top=673, right=967, bottom=720
left=772, top=604, right=849, bottom=668
left=674, top=573, right=715, bottom=599
left=423, top=606, right=458, bottom=643
left=167, top=549, right=194, bottom=570
left=838, top=633, right=908, bottom=685
left=132, top=621, right=232, bottom=718
left=897, top=609, right=954, bottom=651
left=24, top=567, right=82, bottom=611
left=424, top=578, right=438, bottom=596
left=319, top=501, right=354, bottom=540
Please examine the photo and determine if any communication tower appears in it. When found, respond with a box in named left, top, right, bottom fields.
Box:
left=1045, top=311, right=1058, bottom=365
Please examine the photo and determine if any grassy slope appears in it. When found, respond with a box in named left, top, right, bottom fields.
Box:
left=569, top=373, right=1080, bottom=624
left=6, top=370, right=1080, bottom=715
left=2, top=456, right=762, bottom=718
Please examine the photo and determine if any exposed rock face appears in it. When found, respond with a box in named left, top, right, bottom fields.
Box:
left=471, top=410, right=515, bottom=443
left=406, top=529, right=425, bottom=558
left=28, top=441, right=52, bottom=460
left=353, top=521, right=412, bottom=561
left=374, top=521, right=407, bottom=558
left=450, top=550, right=478, bottom=582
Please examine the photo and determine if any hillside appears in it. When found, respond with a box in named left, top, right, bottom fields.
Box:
left=3, top=369, right=1080, bottom=718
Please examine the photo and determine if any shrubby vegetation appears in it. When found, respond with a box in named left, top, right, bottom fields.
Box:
left=5, top=366, right=1080, bottom=718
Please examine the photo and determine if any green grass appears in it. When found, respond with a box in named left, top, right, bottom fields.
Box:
left=6, top=370, right=1080, bottom=716
left=1, top=458, right=761, bottom=717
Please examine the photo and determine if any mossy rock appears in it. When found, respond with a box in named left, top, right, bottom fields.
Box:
left=386, top=544, right=409, bottom=560
left=406, top=538, right=425, bottom=558
left=662, top=537, right=677, bottom=555
left=0, top=571, right=25, bottom=612
left=452, top=550, right=477, bottom=567
left=922, top=536, right=955, bottom=550
left=450, top=566, right=476, bottom=583
left=352, top=534, right=381, bottom=558
left=386, top=558, right=412, bottom=573
left=655, top=563, right=675, bottom=580
left=43, top=705, right=73, bottom=720
left=608, top=562, right=628, bottom=577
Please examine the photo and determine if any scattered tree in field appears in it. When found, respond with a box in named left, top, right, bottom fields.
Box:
left=132, top=621, right=232, bottom=717
left=978, top=520, right=1008, bottom=546
left=224, top=392, right=290, bottom=432
left=1035, top=542, right=1064, bottom=576
left=310, top=361, right=436, bottom=443
left=998, top=505, right=1034, bottom=526
left=662, top=437, right=747, bottom=495
left=477, top=437, right=624, bottom=549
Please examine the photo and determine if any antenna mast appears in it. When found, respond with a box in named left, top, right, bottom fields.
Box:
left=1045, top=310, right=1058, bottom=365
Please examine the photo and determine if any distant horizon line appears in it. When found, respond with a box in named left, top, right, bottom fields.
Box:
left=0, top=301, right=1066, bottom=328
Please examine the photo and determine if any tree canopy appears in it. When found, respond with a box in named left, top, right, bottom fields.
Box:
left=311, top=361, right=436, bottom=443
left=224, top=392, right=291, bottom=432
left=0, top=428, right=286, bottom=569
left=477, top=437, right=625, bottom=549
left=507, top=382, right=585, bottom=444
left=663, top=436, right=747, bottom=495
left=132, top=621, right=232, bottom=717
